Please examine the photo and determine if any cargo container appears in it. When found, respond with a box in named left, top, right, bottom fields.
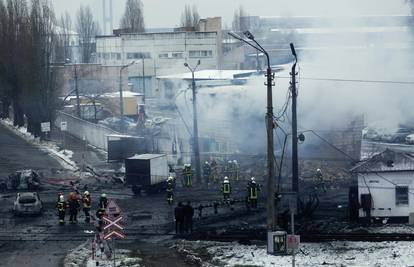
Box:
left=125, top=154, right=168, bottom=194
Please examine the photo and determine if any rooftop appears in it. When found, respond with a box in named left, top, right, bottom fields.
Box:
left=351, top=149, right=414, bottom=173
left=128, top=154, right=166, bottom=160
left=157, top=69, right=257, bottom=81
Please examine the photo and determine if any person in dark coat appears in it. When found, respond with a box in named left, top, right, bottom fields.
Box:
left=68, top=192, right=80, bottom=224
left=183, top=201, right=194, bottom=233
left=174, top=202, right=184, bottom=234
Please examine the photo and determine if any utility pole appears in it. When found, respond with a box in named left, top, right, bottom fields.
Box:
left=184, top=60, right=201, bottom=184
left=74, top=63, right=81, bottom=118
left=119, top=61, right=135, bottom=133
left=228, top=31, right=277, bottom=234
left=290, top=43, right=299, bottom=193
left=142, top=56, right=146, bottom=104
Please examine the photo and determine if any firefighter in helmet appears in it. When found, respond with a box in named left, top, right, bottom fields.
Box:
left=56, top=194, right=67, bottom=225
left=203, top=161, right=211, bottom=184
left=96, top=193, right=108, bottom=231
left=247, top=177, right=260, bottom=208
left=166, top=176, right=175, bottom=205
left=82, top=191, right=92, bottom=223
left=221, top=176, right=231, bottom=201
left=68, top=192, right=81, bottom=224
left=183, top=164, right=193, bottom=187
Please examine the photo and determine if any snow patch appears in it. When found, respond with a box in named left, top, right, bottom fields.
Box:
left=204, top=241, right=414, bottom=267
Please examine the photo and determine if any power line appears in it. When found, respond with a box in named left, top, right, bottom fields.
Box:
left=277, top=76, right=414, bottom=85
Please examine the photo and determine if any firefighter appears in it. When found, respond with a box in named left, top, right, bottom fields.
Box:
left=221, top=176, right=231, bottom=201
left=82, top=191, right=92, bottom=223
left=166, top=176, right=175, bottom=205
left=203, top=161, right=211, bottom=183
left=183, top=164, right=193, bottom=187
left=56, top=195, right=67, bottom=225
left=233, top=160, right=240, bottom=181
left=68, top=192, right=80, bottom=224
left=315, top=168, right=326, bottom=193
left=96, top=193, right=108, bottom=231
left=247, top=177, right=260, bottom=208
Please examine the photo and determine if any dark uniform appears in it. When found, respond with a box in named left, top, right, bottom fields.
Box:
left=56, top=198, right=67, bottom=225
left=203, top=162, right=211, bottom=183
left=82, top=193, right=92, bottom=223
left=96, top=194, right=108, bottom=231
left=183, top=201, right=194, bottom=233
left=183, top=165, right=193, bottom=187
left=174, top=202, right=184, bottom=234
left=68, top=194, right=81, bottom=223
left=221, top=178, right=231, bottom=201
left=247, top=180, right=260, bottom=208
left=166, top=178, right=175, bottom=205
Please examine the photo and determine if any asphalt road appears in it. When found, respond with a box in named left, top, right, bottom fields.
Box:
left=0, top=123, right=62, bottom=178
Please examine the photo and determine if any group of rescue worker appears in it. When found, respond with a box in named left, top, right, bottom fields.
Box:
left=167, top=161, right=261, bottom=209
left=56, top=190, right=108, bottom=228
left=202, top=159, right=240, bottom=184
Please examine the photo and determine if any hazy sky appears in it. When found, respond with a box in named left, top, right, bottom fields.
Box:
left=53, top=0, right=410, bottom=30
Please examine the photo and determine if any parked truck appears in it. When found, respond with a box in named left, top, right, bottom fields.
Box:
left=125, top=154, right=168, bottom=195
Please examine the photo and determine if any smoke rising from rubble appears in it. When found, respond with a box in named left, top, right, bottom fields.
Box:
left=175, top=0, right=414, bottom=155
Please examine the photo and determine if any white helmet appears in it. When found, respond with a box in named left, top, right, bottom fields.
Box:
left=205, top=161, right=209, bottom=165
left=251, top=177, right=255, bottom=182
left=316, top=168, right=322, bottom=173
left=101, top=193, right=107, bottom=198
left=233, top=160, right=237, bottom=164
left=228, top=160, right=232, bottom=164
left=167, top=176, right=173, bottom=181
left=224, top=176, right=229, bottom=182
left=84, top=191, right=89, bottom=196
left=59, top=195, right=64, bottom=201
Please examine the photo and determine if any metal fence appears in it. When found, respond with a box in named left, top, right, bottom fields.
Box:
left=55, top=111, right=119, bottom=151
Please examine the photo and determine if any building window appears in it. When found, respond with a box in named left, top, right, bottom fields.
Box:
left=159, top=53, right=169, bottom=58
left=189, top=50, right=213, bottom=58
left=103, top=53, right=110, bottom=60
left=172, top=52, right=183, bottom=58
left=127, top=52, right=151, bottom=59
left=396, top=186, right=409, bottom=205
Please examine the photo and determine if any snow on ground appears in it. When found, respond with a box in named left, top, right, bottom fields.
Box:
left=0, top=118, right=78, bottom=171
left=64, top=239, right=142, bottom=267
left=204, top=241, right=414, bottom=267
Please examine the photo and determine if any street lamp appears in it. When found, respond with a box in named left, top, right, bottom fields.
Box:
left=119, top=61, right=135, bottom=133
left=228, top=31, right=277, bottom=242
left=184, top=59, right=201, bottom=185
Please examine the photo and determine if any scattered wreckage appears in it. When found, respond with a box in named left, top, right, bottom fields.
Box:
left=0, top=169, right=41, bottom=192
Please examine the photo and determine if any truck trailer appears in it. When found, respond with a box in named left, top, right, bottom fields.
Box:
left=125, top=154, right=168, bottom=194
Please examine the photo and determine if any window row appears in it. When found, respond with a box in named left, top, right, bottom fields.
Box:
left=97, top=50, right=214, bottom=61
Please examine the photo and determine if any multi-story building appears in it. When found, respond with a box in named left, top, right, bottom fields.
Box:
left=95, top=17, right=223, bottom=99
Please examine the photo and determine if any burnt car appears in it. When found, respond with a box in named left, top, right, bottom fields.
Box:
left=3, top=169, right=41, bottom=191
left=13, top=192, right=43, bottom=216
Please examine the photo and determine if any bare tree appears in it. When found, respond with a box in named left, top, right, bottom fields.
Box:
left=120, top=0, right=145, bottom=33
left=56, top=11, right=72, bottom=62
left=180, top=4, right=199, bottom=29
left=76, top=5, right=99, bottom=63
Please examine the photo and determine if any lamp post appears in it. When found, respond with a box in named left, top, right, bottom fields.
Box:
left=119, top=61, right=135, bottom=133
left=228, top=31, right=277, bottom=235
left=184, top=60, right=201, bottom=184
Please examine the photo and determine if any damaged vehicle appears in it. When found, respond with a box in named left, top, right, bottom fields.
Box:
left=0, top=170, right=42, bottom=192
left=13, top=192, right=43, bottom=216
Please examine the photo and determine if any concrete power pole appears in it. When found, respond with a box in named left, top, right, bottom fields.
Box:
left=184, top=60, right=201, bottom=184
left=290, top=43, right=299, bottom=193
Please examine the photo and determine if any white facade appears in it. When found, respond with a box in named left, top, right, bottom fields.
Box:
left=358, top=171, right=414, bottom=218
left=96, top=32, right=219, bottom=76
